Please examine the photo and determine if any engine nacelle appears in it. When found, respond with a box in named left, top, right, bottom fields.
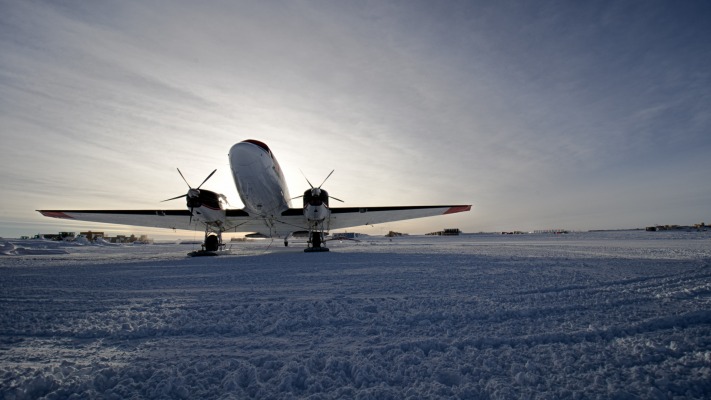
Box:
left=302, top=188, right=331, bottom=222
left=188, top=189, right=226, bottom=223
left=186, top=189, right=224, bottom=210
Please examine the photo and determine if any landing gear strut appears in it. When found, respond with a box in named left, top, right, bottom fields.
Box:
left=188, top=226, right=226, bottom=257
left=304, top=224, right=329, bottom=253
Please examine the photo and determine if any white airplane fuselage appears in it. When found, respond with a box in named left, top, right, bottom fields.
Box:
left=229, top=140, right=293, bottom=217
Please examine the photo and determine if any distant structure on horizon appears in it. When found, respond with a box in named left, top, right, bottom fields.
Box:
left=426, top=228, right=461, bottom=236
left=498, top=229, right=569, bottom=235
left=533, top=229, right=569, bottom=234
left=646, top=222, right=707, bottom=232
left=34, top=231, right=153, bottom=243
left=385, top=231, right=407, bottom=237
left=35, top=231, right=76, bottom=241
left=331, top=232, right=365, bottom=240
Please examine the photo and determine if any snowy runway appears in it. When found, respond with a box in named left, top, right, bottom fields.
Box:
left=1, top=232, right=710, bottom=399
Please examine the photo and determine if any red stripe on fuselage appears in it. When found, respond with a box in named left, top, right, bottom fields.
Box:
left=242, top=139, right=271, bottom=154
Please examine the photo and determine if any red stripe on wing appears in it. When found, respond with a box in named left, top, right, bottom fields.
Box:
left=444, top=205, right=472, bottom=215
left=39, top=211, right=74, bottom=219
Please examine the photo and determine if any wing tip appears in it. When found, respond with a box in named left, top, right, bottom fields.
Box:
left=38, top=210, right=74, bottom=219
left=444, top=205, right=472, bottom=215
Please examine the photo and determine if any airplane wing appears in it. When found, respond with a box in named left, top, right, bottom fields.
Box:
left=38, top=204, right=471, bottom=236
left=326, top=205, right=471, bottom=230
left=36, top=209, right=311, bottom=237
left=38, top=210, right=208, bottom=232
left=276, top=205, right=472, bottom=232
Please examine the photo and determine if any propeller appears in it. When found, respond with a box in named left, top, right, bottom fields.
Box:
left=292, top=169, right=344, bottom=203
left=162, top=168, right=217, bottom=222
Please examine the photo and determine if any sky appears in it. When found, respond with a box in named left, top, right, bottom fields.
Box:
left=1, top=0, right=710, bottom=238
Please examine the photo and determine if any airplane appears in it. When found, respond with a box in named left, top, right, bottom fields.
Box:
left=38, top=139, right=471, bottom=255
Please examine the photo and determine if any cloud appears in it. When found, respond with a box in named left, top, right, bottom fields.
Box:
left=1, top=1, right=710, bottom=237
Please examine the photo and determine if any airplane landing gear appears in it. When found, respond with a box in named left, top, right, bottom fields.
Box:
left=204, top=234, right=220, bottom=252
left=188, top=227, right=227, bottom=257
left=305, top=228, right=329, bottom=253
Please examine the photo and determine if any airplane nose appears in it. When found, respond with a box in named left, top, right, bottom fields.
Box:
left=229, top=142, right=263, bottom=166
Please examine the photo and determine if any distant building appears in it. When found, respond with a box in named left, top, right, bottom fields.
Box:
left=385, top=231, right=406, bottom=237
left=647, top=223, right=708, bottom=232
left=427, top=228, right=461, bottom=236
left=80, top=231, right=105, bottom=241
left=40, top=232, right=76, bottom=241
left=532, top=229, right=569, bottom=234
left=332, top=232, right=363, bottom=239
left=37, top=231, right=152, bottom=243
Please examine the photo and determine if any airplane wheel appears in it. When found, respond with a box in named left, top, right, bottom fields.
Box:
left=311, top=232, right=322, bottom=248
left=204, top=234, right=219, bottom=252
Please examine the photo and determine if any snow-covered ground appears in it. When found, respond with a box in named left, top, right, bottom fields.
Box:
left=1, top=231, right=710, bottom=399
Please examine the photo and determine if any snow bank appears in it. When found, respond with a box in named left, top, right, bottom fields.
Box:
left=0, top=239, right=69, bottom=256
left=1, top=232, right=710, bottom=399
left=0, top=239, right=14, bottom=255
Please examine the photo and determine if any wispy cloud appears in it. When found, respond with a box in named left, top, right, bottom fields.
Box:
left=1, top=1, right=709, bottom=236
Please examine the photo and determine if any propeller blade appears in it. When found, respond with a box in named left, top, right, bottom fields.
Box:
left=318, top=170, right=335, bottom=188
left=300, top=169, right=315, bottom=188
left=298, top=169, right=344, bottom=203
left=165, top=168, right=209, bottom=225
left=197, top=169, right=217, bottom=190
left=161, top=194, right=187, bottom=202
left=176, top=168, right=191, bottom=189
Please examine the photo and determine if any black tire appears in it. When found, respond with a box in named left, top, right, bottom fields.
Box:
left=205, top=235, right=219, bottom=252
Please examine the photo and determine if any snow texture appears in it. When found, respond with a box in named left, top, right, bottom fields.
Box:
left=1, top=231, right=710, bottom=399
